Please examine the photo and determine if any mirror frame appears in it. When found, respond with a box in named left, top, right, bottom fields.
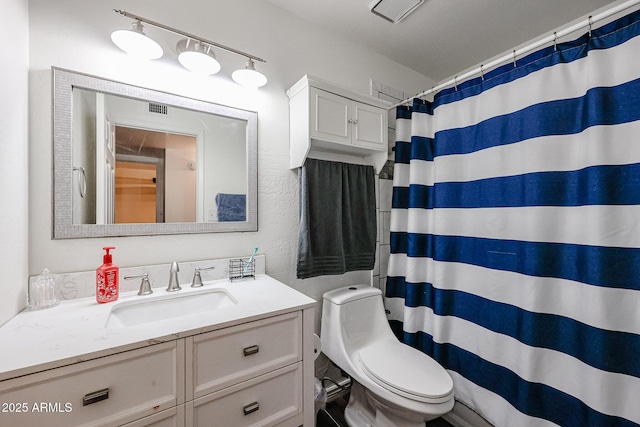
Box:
left=52, top=68, right=258, bottom=238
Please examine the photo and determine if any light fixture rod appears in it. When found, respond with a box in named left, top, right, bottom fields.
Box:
left=113, top=9, right=266, bottom=63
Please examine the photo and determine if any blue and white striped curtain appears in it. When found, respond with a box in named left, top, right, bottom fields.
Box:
left=386, top=9, right=640, bottom=427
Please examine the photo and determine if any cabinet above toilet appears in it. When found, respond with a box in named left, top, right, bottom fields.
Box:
left=287, top=75, right=391, bottom=173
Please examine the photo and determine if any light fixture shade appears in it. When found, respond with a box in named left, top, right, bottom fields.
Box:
left=111, top=21, right=163, bottom=59
left=232, top=59, right=267, bottom=88
left=176, top=39, right=221, bottom=75
left=369, top=0, right=425, bottom=23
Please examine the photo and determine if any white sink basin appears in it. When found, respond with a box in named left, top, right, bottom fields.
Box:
left=105, top=288, right=237, bottom=328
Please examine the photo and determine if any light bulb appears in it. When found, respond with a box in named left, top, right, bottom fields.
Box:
left=177, top=40, right=221, bottom=75
left=232, top=59, right=267, bottom=88
left=111, top=21, right=163, bottom=60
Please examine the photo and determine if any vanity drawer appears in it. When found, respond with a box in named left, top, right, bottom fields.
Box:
left=187, top=363, right=302, bottom=427
left=188, top=312, right=301, bottom=399
left=0, top=341, right=184, bottom=427
left=121, top=404, right=185, bottom=427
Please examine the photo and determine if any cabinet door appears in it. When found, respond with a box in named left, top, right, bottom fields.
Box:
left=0, top=342, right=183, bottom=427
left=352, top=101, right=386, bottom=150
left=310, top=87, right=351, bottom=146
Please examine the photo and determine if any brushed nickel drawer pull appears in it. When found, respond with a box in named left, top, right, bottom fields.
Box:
left=83, top=388, right=109, bottom=406
left=243, top=401, right=259, bottom=416
left=243, top=345, right=259, bottom=356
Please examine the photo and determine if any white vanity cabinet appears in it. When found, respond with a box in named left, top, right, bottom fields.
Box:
left=0, top=275, right=315, bottom=427
left=287, top=74, right=390, bottom=172
left=0, top=341, right=184, bottom=427
left=0, top=310, right=312, bottom=427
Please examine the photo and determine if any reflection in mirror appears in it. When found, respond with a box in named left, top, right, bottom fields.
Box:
left=113, top=126, right=196, bottom=224
left=53, top=68, right=257, bottom=238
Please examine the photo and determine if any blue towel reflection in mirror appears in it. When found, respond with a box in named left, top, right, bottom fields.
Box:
left=215, top=193, right=246, bottom=222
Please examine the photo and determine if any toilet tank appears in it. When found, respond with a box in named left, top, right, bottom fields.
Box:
left=321, top=285, right=396, bottom=360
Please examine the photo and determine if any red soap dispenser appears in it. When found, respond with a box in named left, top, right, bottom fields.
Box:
left=96, top=246, right=119, bottom=304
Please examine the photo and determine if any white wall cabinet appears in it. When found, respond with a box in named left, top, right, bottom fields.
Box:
left=310, top=87, right=386, bottom=151
left=0, top=313, right=309, bottom=426
left=288, top=75, right=390, bottom=172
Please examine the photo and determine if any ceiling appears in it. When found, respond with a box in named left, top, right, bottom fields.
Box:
left=266, top=0, right=620, bottom=81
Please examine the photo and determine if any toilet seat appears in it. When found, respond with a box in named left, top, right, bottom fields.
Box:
left=359, top=339, right=454, bottom=404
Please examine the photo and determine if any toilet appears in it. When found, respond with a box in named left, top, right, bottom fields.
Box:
left=321, top=285, right=454, bottom=427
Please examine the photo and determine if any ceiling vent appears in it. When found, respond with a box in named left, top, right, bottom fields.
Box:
left=369, top=0, right=424, bottom=23
left=148, top=102, right=168, bottom=115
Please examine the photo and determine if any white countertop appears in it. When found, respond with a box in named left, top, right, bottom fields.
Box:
left=0, top=275, right=315, bottom=381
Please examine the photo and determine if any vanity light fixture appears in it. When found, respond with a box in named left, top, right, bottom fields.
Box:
left=176, top=39, right=221, bottom=75
left=111, top=10, right=267, bottom=87
left=110, top=20, right=163, bottom=59
left=232, top=59, right=268, bottom=88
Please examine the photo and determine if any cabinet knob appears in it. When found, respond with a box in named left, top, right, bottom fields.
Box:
left=243, top=401, right=260, bottom=416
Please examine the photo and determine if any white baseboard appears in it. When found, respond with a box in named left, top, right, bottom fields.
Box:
left=442, top=401, right=494, bottom=427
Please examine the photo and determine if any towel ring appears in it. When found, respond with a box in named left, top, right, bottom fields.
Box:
left=73, top=166, right=86, bottom=199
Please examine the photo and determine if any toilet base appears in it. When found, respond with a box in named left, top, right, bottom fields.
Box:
left=344, top=381, right=439, bottom=427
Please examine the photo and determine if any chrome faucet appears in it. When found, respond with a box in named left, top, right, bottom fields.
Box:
left=167, top=262, right=182, bottom=292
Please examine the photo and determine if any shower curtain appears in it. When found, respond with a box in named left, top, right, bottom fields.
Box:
left=386, top=9, right=640, bottom=427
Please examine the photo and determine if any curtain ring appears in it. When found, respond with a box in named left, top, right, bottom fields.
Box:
left=454, top=76, right=458, bottom=91
left=480, top=64, right=485, bottom=81
left=588, top=15, right=593, bottom=38
left=553, top=32, right=557, bottom=51
left=512, top=50, right=517, bottom=68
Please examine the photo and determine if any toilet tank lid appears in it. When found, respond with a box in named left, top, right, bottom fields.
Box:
left=323, top=285, right=381, bottom=305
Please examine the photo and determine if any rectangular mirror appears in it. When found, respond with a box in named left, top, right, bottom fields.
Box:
left=53, top=68, right=257, bottom=238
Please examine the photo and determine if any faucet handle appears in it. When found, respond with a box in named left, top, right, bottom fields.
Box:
left=192, top=266, right=215, bottom=288
left=124, top=273, right=153, bottom=296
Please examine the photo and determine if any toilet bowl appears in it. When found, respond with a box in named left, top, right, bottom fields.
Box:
left=321, top=285, right=454, bottom=427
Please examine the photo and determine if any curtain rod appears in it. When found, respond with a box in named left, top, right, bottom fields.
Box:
left=390, top=0, right=640, bottom=109
left=113, top=9, right=266, bottom=63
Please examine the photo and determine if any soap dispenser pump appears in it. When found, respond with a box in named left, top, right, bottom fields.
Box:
left=96, top=246, right=119, bottom=304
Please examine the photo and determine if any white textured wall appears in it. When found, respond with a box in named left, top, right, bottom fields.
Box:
left=26, top=0, right=435, bottom=330
left=0, top=0, right=29, bottom=326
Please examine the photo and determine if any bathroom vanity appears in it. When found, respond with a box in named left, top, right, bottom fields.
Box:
left=0, top=275, right=315, bottom=427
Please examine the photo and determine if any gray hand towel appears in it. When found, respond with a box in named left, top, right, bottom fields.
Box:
left=297, top=158, right=377, bottom=279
